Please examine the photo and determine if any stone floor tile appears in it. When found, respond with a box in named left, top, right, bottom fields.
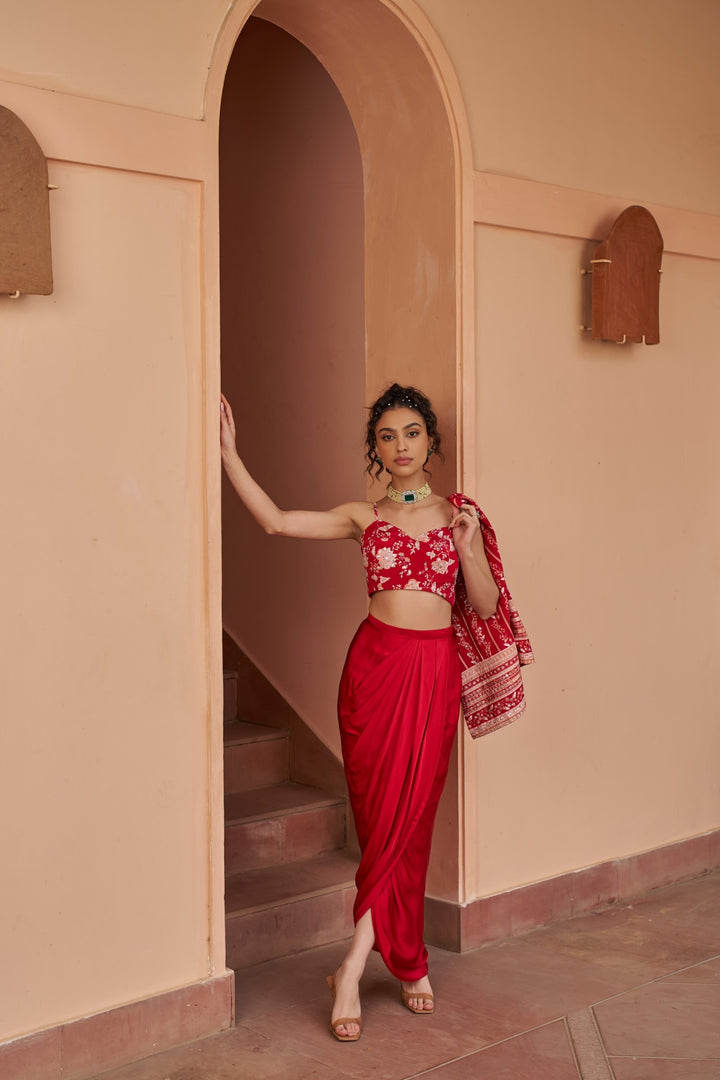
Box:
left=594, top=982, right=720, bottom=1058
left=82, top=869, right=720, bottom=1080
left=235, top=939, right=352, bottom=1018
left=78, top=1023, right=351, bottom=1080
left=432, top=939, right=633, bottom=1037
left=629, top=875, right=720, bottom=943
left=514, top=897, right=718, bottom=989
left=241, top=976, right=495, bottom=1080
left=660, top=955, right=720, bottom=985
left=609, top=1060, right=720, bottom=1079
left=407, top=1020, right=580, bottom=1080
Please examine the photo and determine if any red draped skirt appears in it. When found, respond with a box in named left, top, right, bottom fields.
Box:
left=337, top=614, right=461, bottom=981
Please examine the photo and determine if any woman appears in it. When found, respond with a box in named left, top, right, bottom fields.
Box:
left=220, top=383, right=501, bottom=1042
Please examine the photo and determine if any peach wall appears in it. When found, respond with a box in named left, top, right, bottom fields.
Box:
left=0, top=0, right=227, bottom=118
left=4, top=0, right=718, bottom=214
left=0, top=159, right=216, bottom=1038
left=418, top=0, right=720, bottom=216
left=463, top=217, right=720, bottom=899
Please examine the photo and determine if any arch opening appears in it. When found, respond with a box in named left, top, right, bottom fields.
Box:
left=214, top=0, right=465, bottom=921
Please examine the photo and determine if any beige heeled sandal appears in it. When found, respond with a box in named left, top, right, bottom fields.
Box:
left=401, top=988, right=435, bottom=1014
left=326, top=975, right=362, bottom=1042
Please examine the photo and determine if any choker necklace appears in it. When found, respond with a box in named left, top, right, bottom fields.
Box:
left=386, top=481, right=431, bottom=504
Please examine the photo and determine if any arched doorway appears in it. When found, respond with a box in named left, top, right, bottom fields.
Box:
left=208, top=0, right=472, bottom=969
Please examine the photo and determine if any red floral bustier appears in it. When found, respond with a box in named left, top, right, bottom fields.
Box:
left=361, top=505, right=459, bottom=606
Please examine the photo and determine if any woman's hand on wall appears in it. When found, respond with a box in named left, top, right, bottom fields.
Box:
left=219, top=392, right=363, bottom=541
left=220, top=393, right=239, bottom=463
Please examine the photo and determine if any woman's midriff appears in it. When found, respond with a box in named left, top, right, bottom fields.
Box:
left=368, top=589, right=452, bottom=630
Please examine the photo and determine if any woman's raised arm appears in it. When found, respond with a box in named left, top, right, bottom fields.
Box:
left=220, top=395, right=363, bottom=541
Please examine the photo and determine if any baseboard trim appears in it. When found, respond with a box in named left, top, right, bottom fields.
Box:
left=0, top=970, right=235, bottom=1080
left=426, top=827, right=720, bottom=952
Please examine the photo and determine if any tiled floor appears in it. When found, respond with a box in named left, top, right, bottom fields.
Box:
left=94, top=870, right=720, bottom=1080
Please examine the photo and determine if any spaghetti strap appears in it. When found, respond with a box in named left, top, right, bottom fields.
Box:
left=373, top=502, right=379, bottom=519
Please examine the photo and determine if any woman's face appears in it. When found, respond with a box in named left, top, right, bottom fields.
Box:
left=374, top=407, right=431, bottom=478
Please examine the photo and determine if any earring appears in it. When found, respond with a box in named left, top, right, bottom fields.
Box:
left=425, top=447, right=434, bottom=463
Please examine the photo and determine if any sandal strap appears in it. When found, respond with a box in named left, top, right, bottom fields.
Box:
left=332, top=1015, right=362, bottom=1027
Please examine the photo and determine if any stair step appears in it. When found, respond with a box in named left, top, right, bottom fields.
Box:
left=223, top=719, right=285, bottom=746
left=224, top=782, right=343, bottom=824
left=226, top=850, right=358, bottom=916
left=225, top=852, right=357, bottom=968
left=221, top=656, right=355, bottom=965
left=224, top=783, right=346, bottom=874
left=223, top=721, right=289, bottom=792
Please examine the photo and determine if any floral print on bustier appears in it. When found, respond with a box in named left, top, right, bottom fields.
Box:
left=361, top=519, right=459, bottom=606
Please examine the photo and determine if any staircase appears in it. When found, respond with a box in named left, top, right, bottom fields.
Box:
left=224, top=666, right=357, bottom=969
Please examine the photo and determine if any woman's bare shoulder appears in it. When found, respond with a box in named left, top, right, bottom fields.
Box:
left=335, top=500, right=376, bottom=534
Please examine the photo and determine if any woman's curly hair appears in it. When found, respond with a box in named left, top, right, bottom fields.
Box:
left=365, top=383, right=443, bottom=479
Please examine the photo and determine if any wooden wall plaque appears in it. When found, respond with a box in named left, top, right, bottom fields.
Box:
left=0, top=105, right=53, bottom=295
left=590, top=205, right=662, bottom=344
